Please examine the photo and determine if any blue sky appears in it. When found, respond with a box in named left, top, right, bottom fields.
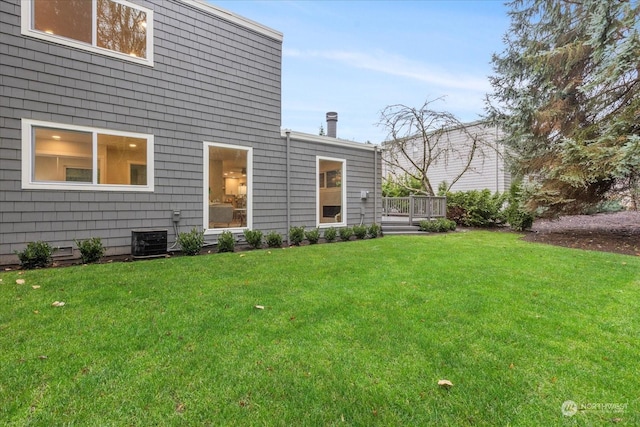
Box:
left=212, top=1, right=511, bottom=144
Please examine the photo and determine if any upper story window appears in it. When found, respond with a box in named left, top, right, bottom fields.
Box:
left=22, top=119, right=155, bottom=192
left=22, top=0, right=153, bottom=66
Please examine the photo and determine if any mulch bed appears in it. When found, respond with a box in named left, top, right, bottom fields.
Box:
left=4, top=211, right=638, bottom=271
left=520, top=211, right=640, bottom=256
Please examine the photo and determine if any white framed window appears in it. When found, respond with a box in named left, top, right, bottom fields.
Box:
left=21, top=119, right=154, bottom=192
left=21, top=0, right=154, bottom=66
left=203, top=142, right=253, bottom=233
left=317, top=156, right=346, bottom=227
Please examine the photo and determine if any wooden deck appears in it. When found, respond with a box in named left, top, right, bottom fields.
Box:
left=382, top=196, right=447, bottom=226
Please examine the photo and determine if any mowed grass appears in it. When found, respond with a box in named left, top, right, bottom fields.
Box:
left=1, top=231, right=639, bottom=426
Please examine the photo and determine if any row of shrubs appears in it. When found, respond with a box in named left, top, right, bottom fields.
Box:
left=289, top=224, right=381, bottom=245
left=444, top=182, right=534, bottom=231
left=177, top=224, right=382, bottom=256
left=418, top=218, right=457, bottom=233
left=16, top=237, right=105, bottom=269
left=17, top=185, right=533, bottom=268
left=16, top=223, right=383, bottom=268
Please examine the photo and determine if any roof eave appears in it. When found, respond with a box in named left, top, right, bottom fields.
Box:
left=282, top=129, right=378, bottom=151
left=182, top=0, right=283, bottom=42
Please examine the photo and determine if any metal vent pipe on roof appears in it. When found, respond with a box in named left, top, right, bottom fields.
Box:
left=326, top=111, right=338, bottom=138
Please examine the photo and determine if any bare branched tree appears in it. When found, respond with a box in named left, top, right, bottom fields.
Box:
left=379, top=98, right=489, bottom=196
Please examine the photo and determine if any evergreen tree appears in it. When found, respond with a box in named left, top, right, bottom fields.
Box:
left=486, top=0, right=640, bottom=215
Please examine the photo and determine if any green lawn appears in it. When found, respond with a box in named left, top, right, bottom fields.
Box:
left=1, top=231, right=638, bottom=426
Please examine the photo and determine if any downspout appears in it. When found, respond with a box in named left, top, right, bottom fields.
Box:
left=495, top=126, right=500, bottom=192
left=374, top=145, right=379, bottom=224
left=285, top=130, right=291, bottom=246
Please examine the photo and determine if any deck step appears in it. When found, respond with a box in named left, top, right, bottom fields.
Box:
left=381, top=222, right=424, bottom=235
left=383, top=231, right=427, bottom=236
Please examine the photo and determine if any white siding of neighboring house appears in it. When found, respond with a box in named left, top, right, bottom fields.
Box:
left=382, top=122, right=511, bottom=193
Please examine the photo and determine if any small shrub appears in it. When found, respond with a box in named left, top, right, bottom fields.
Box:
left=217, top=231, right=235, bottom=253
left=352, top=224, right=368, bottom=239
left=444, top=218, right=457, bottom=231
left=338, top=227, right=354, bottom=242
left=243, top=229, right=263, bottom=249
left=304, top=228, right=321, bottom=244
left=289, top=226, right=305, bottom=246
left=323, top=227, right=337, bottom=243
left=265, top=231, right=283, bottom=248
left=367, top=223, right=381, bottom=238
left=504, top=181, right=534, bottom=231
left=16, top=241, right=54, bottom=269
left=419, top=219, right=435, bottom=232
left=75, top=237, right=106, bottom=263
left=177, top=228, right=204, bottom=256
left=419, top=218, right=457, bottom=232
left=506, top=209, right=534, bottom=231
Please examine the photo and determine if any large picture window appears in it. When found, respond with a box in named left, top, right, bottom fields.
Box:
left=23, top=0, right=153, bottom=65
left=317, top=157, right=346, bottom=226
left=22, top=119, right=154, bottom=191
left=203, top=142, right=252, bottom=232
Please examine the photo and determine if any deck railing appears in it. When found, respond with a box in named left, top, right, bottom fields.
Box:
left=382, top=196, right=447, bottom=225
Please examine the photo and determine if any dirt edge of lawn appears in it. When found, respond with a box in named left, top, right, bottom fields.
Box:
left=520, top=210, right=640, bottom=256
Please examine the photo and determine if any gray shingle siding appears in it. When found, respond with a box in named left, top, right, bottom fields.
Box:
left=0, top=0, right=379, bottom=265
left=0, top=0, right=282, bottom=263
left=287, top=135, right=382, bottom=229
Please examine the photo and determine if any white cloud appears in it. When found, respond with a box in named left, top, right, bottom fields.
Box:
left=284, top=48, right=491, bottom=92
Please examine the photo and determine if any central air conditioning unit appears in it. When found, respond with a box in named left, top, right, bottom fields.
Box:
left=131, top=229, right=167, bottom=258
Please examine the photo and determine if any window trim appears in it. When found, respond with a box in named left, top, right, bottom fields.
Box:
left=202, top=141, right=253, bottom=234
left=21, top=0, right=154, bottom=67
left=317, top=156, right=347, bottom=228
left=21, top=119, right=154, bottom=192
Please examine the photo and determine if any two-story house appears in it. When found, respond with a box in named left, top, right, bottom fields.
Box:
left=0, top=0, right=381, bottom=265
